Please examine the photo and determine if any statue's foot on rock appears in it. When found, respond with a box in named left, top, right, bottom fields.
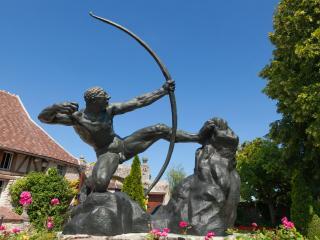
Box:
left=63, top=192, right=150, bottom=236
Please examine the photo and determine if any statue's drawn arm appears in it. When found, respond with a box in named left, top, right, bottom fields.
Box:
left=38, top=102, right=79, bottom=126
left=109, top=81, right=174, bottom=115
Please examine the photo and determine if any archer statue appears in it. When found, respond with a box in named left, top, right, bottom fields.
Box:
left=41, top=13, right=240, bottom=237
left=38, top=83, right=207, bottom=192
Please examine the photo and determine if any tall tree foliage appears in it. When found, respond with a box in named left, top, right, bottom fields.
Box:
left=260, top=0, right=320, bottom=181
left=166, top=165, right=186, bottom=195
left=260, top=0, right=320, bottom=231
left=121, top=155, right=145, bottom=209
left=236, top=138, right=290, bottom=225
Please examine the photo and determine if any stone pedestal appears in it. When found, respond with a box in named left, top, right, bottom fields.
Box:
left=63, top=192, right=150, bottom=236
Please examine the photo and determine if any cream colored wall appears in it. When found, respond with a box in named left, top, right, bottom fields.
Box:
left=47, top=161, right=57, bottom=169
left=65, top=166, right=79, bottom=181
left=47, top=161, right=79, bottom=180
left=13, top=154, right=28, bottom=172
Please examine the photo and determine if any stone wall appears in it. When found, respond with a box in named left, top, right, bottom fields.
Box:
left=0, top=180, right=14, bottom=209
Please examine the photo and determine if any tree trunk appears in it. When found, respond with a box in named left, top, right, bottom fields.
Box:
left=268, top=202, right=276, bottom=226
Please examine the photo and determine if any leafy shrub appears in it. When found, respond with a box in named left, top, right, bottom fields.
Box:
left=9, top=168, right=74, bottom=231
left=67, top=179, right=80, bottom=196
left=121, top=155, right=146, bottom=209
left=307, top=214, right=320, bottom=240
left=29, top=230, right=57, bottom=240
left=290, top=171, right=313, bottom=234
left=233, top=225, right=305, bottom=240
left=0, top=228, right=57, bottom=240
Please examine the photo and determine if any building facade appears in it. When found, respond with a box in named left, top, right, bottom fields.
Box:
left=0, top=90, right=80, bottom=217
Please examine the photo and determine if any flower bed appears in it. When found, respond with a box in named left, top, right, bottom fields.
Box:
left=230, top=217, right=306, bottom=240
left=0, top=225, right=57, bottom=240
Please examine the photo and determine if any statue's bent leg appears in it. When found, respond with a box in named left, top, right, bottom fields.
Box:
left=122, top=123, right=199, bottom=160
left=92, top=152, right=120, bottom=192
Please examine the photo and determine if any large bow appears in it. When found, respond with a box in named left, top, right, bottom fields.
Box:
left=89, top=12, right=177, bottom=196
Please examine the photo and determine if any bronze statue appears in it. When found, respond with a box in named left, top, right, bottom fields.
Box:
left=38, top=84, right=202, bottom=192
left=40, top=12, right=240, bottom=237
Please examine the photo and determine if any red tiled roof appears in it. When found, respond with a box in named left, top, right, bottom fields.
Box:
left=0, top=207, right=23, bottom=222
left=0, top=90, right=79, bottom=165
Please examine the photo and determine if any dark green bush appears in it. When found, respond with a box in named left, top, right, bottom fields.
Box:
left=121, top=155, right=145, bottom=209
left=290, top=171, right=313, bottom=234
left=9, top=168, right=74, bottom=231
left=307, top=214, right=320, bottom=240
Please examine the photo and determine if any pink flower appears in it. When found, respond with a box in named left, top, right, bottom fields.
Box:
left=179, top=221, right=188, bottom=228
left=11, top=227, right=21, bottom=234
left=19, top=191, right=32, bottom=206
left=160, top=231, right=168, bottom=237
left=47, top=221, right=54, bottom=230
left=205, top=231, right=215, bottom=239
left=20, top=191, right=31, bottom=199
left=283, top=220, right=295, bottom=229
left=47, top=217, right=54, bottom=230
left=281, top=216, right=295, bottom=229
left=252, top=222, right=258, bottom=227
left=163, top=228, right=170, bottom=233
left=206, top=231, right=215, bottom=237
left=50, top=198, right=60, bottom=205
left=150, top=228, right=160, bottom=234
left=281, top=216, right=288, bottom=223
left=0, top=225, right=6, bottom=231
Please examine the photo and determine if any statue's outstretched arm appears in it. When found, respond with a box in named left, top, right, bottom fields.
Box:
left=109, top=80, right=175, bottom=115
left=38, top=102, right=78, bottom=126
left=174, top=130, right=200, bottom=143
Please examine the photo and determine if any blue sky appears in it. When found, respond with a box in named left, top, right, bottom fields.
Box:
left=1, top=1, right=279, bottom=178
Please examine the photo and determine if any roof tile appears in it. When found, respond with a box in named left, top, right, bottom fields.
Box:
left=0, top=90, right=79, bottom=165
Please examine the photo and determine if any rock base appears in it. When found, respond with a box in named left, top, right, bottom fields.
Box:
left=58, top=232, right=238, bottom=240
left=63, top=192, right=150, bottom=236
left=152, top=118, right=240, bottom=236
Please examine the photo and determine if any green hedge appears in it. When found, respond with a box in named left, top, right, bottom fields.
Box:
left=307, top=214, right=320, bottom=240
left=9, top=168, right=74, bottom=231
left=290, top=171, right=313, bottom=234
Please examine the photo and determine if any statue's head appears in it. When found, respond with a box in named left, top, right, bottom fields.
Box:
left=210, top=118, right=228, bottom=131
left=206, top=117, right=239, bottom=150
left=84, top=87, right=110, bottom=107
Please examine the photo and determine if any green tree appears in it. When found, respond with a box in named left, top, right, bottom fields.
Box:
left=236, top=138, right=290, bottom=225
left=121, top=155, right=145, bottom=209
left=166, top=165, right=186, bottom=195
left=9, top=168, right=74, bottom=231
left=260, top=0, right=320, bottom=190
left=260, top=0, right=320, bottom=231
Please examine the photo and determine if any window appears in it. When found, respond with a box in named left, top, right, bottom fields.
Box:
left=0, top=152, right=13, bottom=170
left=57, top=165, right=66, bottom=176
